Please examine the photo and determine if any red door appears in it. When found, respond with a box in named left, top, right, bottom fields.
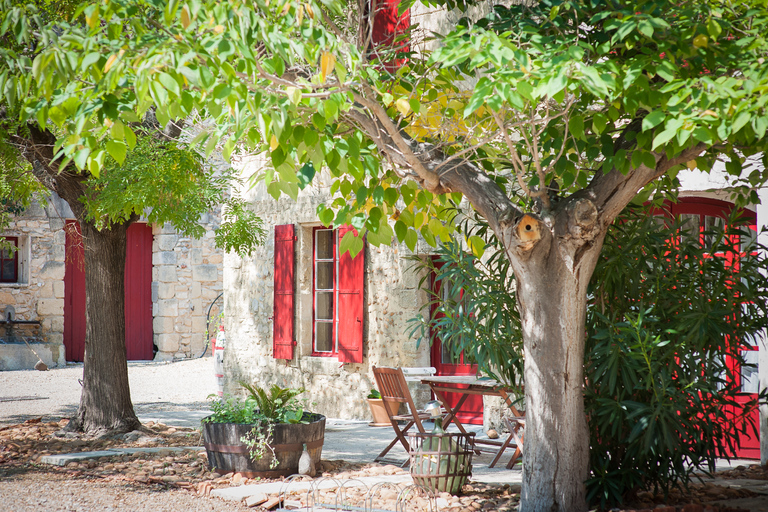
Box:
left=64, top=222, right=154, bottom=362
left=429, top=259, right=484, bottom=424
left=64, top=221, right=86, bottom=362
left=668, top=198, right=759, bottom=459
left=125, top=223, right=154, bottom=360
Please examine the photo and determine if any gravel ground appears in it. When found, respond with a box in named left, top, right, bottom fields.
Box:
left=1, top=359, right=766, bottom=511
left=0, top=358, right=214, bottom=426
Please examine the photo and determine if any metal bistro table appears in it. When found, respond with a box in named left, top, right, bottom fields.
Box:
left=420, top=375, right=524, bottom=468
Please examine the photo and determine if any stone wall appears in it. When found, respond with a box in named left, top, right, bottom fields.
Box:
left=0, top=198, right=66, bottom=368
left=152, top=212, right=224, bottom=360
left=1, top=192, right=223, bottom=369
left=222, top=171, right=433, bottom=421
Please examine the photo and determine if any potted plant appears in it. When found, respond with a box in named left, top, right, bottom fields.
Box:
left=201, top=383, right=325, bottom=478
left=366, top=388, right=400, bottom=427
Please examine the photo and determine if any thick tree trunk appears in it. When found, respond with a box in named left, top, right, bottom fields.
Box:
left=12, top=124, right=140, bottom=435
left=512, top=249, right=593, bottom=511
left=69, top=220, right=140, bottom=434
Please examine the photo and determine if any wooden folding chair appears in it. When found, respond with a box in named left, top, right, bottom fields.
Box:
left=372, top=366, right=433, bottom=466
left=499, top=416, right=524, bottom=469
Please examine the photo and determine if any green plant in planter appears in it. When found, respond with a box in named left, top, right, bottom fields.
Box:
left=202, top=384, right=310, bottom=469
left=240, top=383, right=308, bottom=469
left=367, top=389, right=382, bottom=400
left=203, top=394, right=260, bottom=424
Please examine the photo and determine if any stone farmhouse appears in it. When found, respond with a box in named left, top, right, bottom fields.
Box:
left=0, top=190, right=224, bottom=370
left=217, top=1, right=768, bottom=462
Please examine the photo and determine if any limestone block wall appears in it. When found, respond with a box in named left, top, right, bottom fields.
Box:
left=223, top=176, right=432, bottom=421
left=1, top=193, right=223, bottom=367
left=0, top=199, right=66, bottom=367
left=152, top=212, right=224, bottom=361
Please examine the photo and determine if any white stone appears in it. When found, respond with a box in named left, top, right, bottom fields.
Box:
left=153, top=251, right=177, bottom=265
left=39, top=261, right=65, bottom=280
left=37, top=299, right=64, bottom=316
left=157, top=266, right=177, bottom=283
left=156, top=299, right=179, bottom=317
left=192, top=264, right=219, bottom=282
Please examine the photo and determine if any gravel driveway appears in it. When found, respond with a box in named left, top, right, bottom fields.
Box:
left=0, top=357, right=216, bottom=426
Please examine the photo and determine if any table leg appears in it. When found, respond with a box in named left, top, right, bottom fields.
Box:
left=429, top=386, right=470, bottom=434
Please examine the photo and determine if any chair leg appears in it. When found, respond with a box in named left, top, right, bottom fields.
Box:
left=502, top=417, right=524, bottom=469
left=374, top=420, right=415, bottom=463
left=489, top=430, right=516, bottom=468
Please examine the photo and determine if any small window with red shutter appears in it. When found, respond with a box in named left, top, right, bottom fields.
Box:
left=272, top=224, right=365, bottom=362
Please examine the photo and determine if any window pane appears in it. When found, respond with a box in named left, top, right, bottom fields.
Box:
left=741, top=225, right=758, bottom=251
left=316, top=230, right=333, bottom=260
left=703, top=215, right=725, bottom=250
left=315, top=322, right=333, bottom=352
left=316, top=262, right=333, bottom=290
left=1, top=260, right=14, bottom=281
left=679, top=214, right=700, bottom=245
left=741, top=349, right=759, bottom=394
left=316, top=291, right=333, bottom=320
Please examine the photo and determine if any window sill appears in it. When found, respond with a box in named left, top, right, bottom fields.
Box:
left=0, top=282, right=29, bottom=288
left=302, top=355, right=343, bottom=376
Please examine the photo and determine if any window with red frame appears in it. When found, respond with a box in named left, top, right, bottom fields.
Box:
left=0, top=237, right=18, bottom=283
left=311, top=226, right=365, bottom=361
left=313, top=227, right=336, bottom=355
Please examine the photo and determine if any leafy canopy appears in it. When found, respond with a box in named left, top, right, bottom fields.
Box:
left=2, top=0, right=767, bottom=258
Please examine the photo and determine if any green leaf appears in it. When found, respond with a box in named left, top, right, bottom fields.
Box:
left=642, top=111, right=666, bottom=131
left=287, top=86, right=302, bottom=106
left=297, top=162, right=315, bottom=189
left=404, top=229, right=417, bottom=252
left=707, top=19, right=722, bottom=39
left=106, top=140, right=127, bottom=164
left=395, top=220, right=407, bottom=242
left=157, top=72, right=180, bottom=97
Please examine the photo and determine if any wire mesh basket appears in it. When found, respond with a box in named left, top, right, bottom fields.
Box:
left=408, top=432, right=475, bottom=495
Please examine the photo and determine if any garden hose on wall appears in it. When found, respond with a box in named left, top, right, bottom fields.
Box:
left=198, top=292, right=223, bottom=358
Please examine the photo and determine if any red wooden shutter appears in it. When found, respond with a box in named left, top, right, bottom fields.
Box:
left=369, top=0, right=410, bottom=71
left=337, top=225, right=365, bottom=363
left=273, top=224, right=296, bottom=359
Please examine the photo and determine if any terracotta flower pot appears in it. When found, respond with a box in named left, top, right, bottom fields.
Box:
left=367, top=398, right=400, bottom=427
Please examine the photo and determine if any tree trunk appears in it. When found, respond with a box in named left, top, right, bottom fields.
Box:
left=68, top=220, right=140, bottom=434
left=12, top=124, right=141, bottom=434
left=501, top=206, right=606, bottom=512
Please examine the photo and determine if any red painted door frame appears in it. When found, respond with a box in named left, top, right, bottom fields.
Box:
left=63, top=221, right=154, bottom=362
left=429, top=257, right=484, bottom=425
left=665, top=198, right=759, bottom=459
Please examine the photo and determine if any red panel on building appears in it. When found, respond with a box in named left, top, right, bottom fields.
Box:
left=273, top=224, right=296, bottom=360
left=63, top=221, right=86, bottom=362
left=337, top=225, right=365, bottom=364
left=63, top=221, right=153, bottom=362
left=125, top=223, right=154, bottom=360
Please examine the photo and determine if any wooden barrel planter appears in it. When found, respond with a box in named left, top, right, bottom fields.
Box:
left=203, top=413, right=325, bottom=478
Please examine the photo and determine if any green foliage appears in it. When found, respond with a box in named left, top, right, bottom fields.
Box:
left=412, top=205, right=768, bottom=508
left=203, top=384, right=309, bottom=468
left=367, top=388, right=381, bottom=399
left=584, top=207, right=768, bottom=509
left=85, top=134, right=226, bottom=232
left=408, top=214, right=523, bottom=388
left=0, top=122, right=45, bottom=236
left=202, top=394, right=260, bottom=424
left=239, top=382, right=308, bottom=425
left=2, top=0, right=767, bottom=253
left=215, top=197, right=266, bottom=258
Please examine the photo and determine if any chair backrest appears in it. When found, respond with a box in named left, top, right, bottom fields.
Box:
left=372, top=366, right=426, bottom=431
